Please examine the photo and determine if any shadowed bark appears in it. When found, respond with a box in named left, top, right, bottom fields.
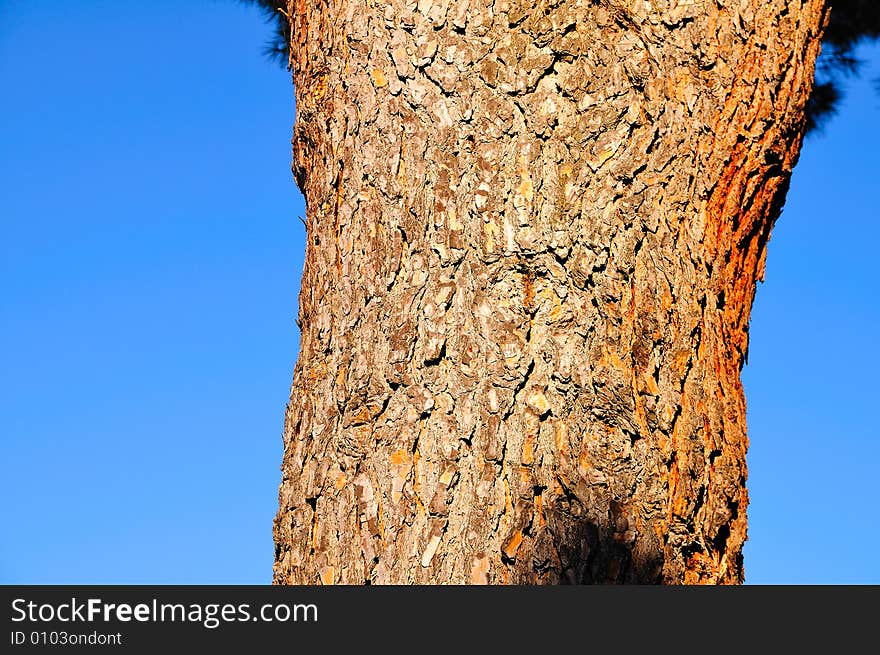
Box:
left=272, top=0, right=827, bottom=584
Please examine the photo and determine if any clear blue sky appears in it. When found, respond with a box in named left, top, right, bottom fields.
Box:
left=1, top=1, right=877, bottom=584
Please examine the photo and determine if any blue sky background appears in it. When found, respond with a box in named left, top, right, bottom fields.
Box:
left=1, top=1, right=877, bottom=584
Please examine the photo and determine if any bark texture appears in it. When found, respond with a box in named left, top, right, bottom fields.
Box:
left=273, top=0, right=826, bottom=584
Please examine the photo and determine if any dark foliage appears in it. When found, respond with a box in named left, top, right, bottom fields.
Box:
left=808, top=1, right=880, bottom=132
left=239, top=0, right=289, bottom=65
left=241, top=1, right=879, bottom=133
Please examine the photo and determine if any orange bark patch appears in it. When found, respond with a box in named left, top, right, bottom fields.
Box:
left=534, top=492, right=546, bottom=528
left=389, top=449, right=409, bottom=466
left=522, top=271, right=534, bottom=311
left=371, top=68, right=387, bottom=87
left=312, top=73, right=329, bottom=103
left=502, top=530, right=523, bottom=560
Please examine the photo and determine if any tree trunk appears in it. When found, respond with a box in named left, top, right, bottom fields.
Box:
left=273, top=0, right=826, bottom=584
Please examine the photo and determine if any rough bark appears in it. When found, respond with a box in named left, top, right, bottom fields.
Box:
left=273, top=0, right=826, bottom=584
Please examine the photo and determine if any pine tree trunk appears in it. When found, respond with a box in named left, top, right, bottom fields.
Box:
left=273, top=0, right=826, bottom=584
